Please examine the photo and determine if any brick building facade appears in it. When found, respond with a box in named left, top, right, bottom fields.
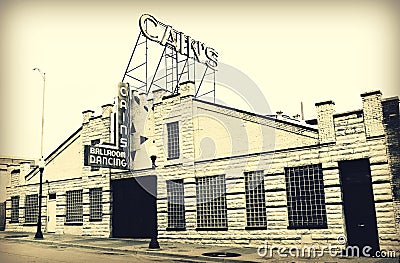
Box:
left=4, top=83, right=400, bottom=252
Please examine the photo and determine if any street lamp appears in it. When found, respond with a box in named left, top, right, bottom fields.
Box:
left=35, top=158, right=45, bottom=239
left=148, top=141, right=160, bottom=249
left=149, top=141, right=157, bottom=169
left=33, top=67, right=46, bottom=239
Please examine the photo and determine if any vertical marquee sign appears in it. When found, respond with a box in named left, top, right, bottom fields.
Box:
left=117, top=82, right=130, bottom=169
left=84, top=82, right=130, bottom=170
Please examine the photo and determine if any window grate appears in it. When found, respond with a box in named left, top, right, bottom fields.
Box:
left=11, top=196, right=19, bottom=222
left=66, top=190, right=83, bottom=223
left=89, top=188, right=102, bottom=221
left=166, top=180, right=185, bottom=229
left=245, top=171, right=267, bottom=227
left=285, top=164, right=327, bottom=229
left=196, top=175, right=227, bottom=229
left=24, top=194, right=38, bottom=223
left=167, top=121, right=180, bottom=159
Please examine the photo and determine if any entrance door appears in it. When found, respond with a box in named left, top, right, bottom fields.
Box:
left=339, top=159, right=379, bottom=252
left=46, top=193, right=56, bottom=233
left=111, top=176, right=157, bottom=238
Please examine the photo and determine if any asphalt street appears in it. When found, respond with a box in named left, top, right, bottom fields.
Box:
left=0, top=232, right=398, bottom=263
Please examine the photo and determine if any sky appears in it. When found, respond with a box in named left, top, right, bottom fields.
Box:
left=1, top=0, right=399, bottom=160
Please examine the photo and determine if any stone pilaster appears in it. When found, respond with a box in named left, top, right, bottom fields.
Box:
left=315, top=100, right=336, bottom=143
left=361, top=90, right=384, bottom=138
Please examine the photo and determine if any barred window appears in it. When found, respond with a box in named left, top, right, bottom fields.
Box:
left=66, top=190, right=83, bottom=223
left=245, top=171, right=267, bottom=228
left=89, top=188, right=102, bottom=221
left=25, top=194, right=38, bottom=223
left=11, top=196, right=20, bottom=223
left=285, top=164, right=327, bottom=229
left=167, top=121, right=180, bottom=159
left=166, top=179, right=185, bottom=229
left=196, top=175, right=227, bottom=229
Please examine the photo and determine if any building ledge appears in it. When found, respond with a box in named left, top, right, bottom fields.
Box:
left=166, top=227, right=186, bottom=231
left=164, top=162, right=182, bottom=168
left=245, top=226, right=267, bottom=230
left=89, top=218, right=102, bottom=222
left=366, top=134, right=385, bottom=140
left=287, top=225, right=328, bottom=230
left=361, top=90, right=382, bottom=97
left=64, top=222, right=83, bottom=226
left=163, top=93, right=180, bottom=100
left=196, top=227, right=228, bottom=231
left=23, top=223, right=37, bottom=226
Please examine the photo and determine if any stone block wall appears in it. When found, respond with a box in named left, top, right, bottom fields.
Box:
left=80, top=103, right=114, bottom=237
left=5, top=101, right=114, bottom=237
left=362, top=91, right=385, bottom=138
left=382, top=96, right=400, bottom=234
left=149, top=89, right=400, bottom=251
left=193, top=99, right=319, bottom=158
left=4, top=82, right=399, bottom=252
left=316, top=100, right=335, bottom=143
left=5, top=158, right=84, bottom=235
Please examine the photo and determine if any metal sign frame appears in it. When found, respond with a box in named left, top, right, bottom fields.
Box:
left=122, top=14, right=217, bottom=100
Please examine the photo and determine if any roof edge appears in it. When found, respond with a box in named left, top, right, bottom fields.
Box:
left=25, top=126, right=82, bottom=179
left=193, top=98, right=318, bottom=132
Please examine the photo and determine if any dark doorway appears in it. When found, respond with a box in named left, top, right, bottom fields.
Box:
left=111, top=176, right=157, bottom=238
left=0, top=202, right=5, bottom=231
left=339, top=159, right=379, bottom=253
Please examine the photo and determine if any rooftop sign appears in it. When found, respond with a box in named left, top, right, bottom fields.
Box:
left=139, top=14, right=218, bottom=69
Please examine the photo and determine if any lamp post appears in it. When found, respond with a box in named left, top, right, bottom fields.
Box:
left=35, top=158, right=45, bottom=239
left=33, top=67, right=46, bottom=239
left=148, top=142, right=160, bottom=249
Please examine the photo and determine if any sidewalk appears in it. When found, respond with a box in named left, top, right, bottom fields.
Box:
left=0, top=231, right=398, bottom=262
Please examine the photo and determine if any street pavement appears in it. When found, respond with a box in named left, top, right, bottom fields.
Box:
left=0, top=239, right=191, bottom=263
left=0, top=231, right=398, bottom=262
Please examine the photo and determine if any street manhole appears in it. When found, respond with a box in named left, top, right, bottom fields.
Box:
left=4, top=234, right=29, bottom=238
left=100, top=252, right=125, bottom=256
left=50, top=245, right=66, bottom=249
left=202, top=252, right=241, bottom=258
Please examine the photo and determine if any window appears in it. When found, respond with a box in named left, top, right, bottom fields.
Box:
left=285, top=164, right=327, bottom=229
left=89, top=188, right=102, bottom=221
left=196, top=175, right=227, bottom=229
left=24, top=194, right=38, bottom=223
left=167, top=121, right=180, bottom=159
left=11, top=196, right=20, bottom=223
left=245, top=171, right=267, bottom=228
left=66, top=190, right=83, bottom=223
left=166, top=180, right=185, bottom=229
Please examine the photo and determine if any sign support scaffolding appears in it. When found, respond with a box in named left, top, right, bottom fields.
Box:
left=121, top=32, right=216, bottom=101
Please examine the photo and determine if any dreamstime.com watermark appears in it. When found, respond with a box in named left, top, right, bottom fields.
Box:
left=257, top=235, right=399, bottom=259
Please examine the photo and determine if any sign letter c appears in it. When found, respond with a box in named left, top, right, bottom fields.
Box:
left=139, top=14, right=159, bottom=42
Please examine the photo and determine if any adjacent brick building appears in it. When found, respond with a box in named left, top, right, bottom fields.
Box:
left=4, top=83, right=400, bottom=252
